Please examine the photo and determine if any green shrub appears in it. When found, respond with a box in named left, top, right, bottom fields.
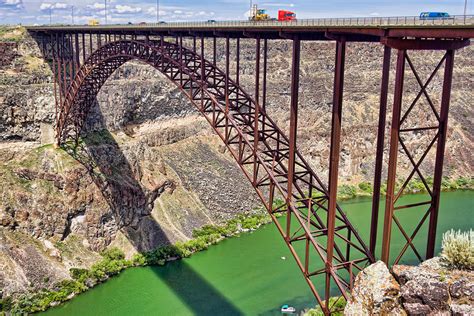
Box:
left=0, top=296, right=13, bottom=312
left=338, top=184, right=357, bottom=199
left=305, top=296, right=346, bottom=316
left=192, top=224, right=226, bottom=238
left=69, top=268, right=91, bottom=282
left=101, top=247, right=125, bottom=261
left=358, top=182, right=372, bottom=194
left=131, top=253, right=147, bottom=266
left=440, top=229, right=474, bottom=270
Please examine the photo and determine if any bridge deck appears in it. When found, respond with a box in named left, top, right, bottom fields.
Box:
left=26, top=15, right=474, bottom=40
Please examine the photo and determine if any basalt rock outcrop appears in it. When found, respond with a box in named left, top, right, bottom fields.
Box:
left=345, top=259, right=474, bottom=315
left=344, top=261, right=406, bottom=315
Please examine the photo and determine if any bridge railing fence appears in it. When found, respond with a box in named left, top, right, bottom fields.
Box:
left=30, top=15, right=474, bottom=29
left=134, top=14, right=474, bottom=28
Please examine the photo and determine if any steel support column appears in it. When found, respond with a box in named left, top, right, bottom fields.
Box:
left=253, top=37, right=261, bottom=185
left=236, top=38, right=240, bottom=85
left=81, top=33, right=86, bottom=63
left=262, top=38, right=268, bottom=111
left=426, top=49, right=455, bottom=258
left=370, top=45, right=391, bottom=256
left=287, top=36, right=300, bottom=238
left=201, top=35, right=205, bottom=110
left=326, top=38, right=346, bottom=305
left=225, top=36, right=230, bottom=142
left=381, top=49, right=406, bottom=264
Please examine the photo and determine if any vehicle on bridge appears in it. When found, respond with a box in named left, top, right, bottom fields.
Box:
left=278, top=10, right=296, bottom=21
left=249, top=4, right=296, bottom=21
left=249, top=4, right=270, bottom=21
left=88, top=19, right=99, bottom=26
left=419, top=12, right=452, bottom=20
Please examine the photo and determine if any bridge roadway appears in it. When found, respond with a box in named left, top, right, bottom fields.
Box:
left=27, top=15, right=474, bottom=40
left=25, top=18, right=474, bottom=315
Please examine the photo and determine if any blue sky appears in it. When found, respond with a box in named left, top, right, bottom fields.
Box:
left=0, top=0, right=472, bottom=25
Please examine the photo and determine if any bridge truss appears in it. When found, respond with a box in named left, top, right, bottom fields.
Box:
left=28, top=25, right=472, bottom=314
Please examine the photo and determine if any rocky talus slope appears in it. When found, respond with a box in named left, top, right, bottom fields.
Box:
left=0, top=26, right=473, bottom=300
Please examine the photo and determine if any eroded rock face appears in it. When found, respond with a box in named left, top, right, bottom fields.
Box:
left=344, top=261, right=406, bottom=315
left=393, top=258, right=473, bottom=315
left=346, top=259, right=474, bottom=316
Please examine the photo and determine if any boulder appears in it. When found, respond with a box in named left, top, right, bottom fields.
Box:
left=450, top=278, right=474, bottom=300
left=344, top=261, right=406, bottom=315
left=450, top=303, right=474, bottom=316
left=393, top=257, right=474, bottom=315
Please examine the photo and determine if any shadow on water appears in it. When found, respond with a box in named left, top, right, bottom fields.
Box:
left=61, top=93, right=243, bottom=314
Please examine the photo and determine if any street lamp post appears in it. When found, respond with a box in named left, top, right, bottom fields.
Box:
left=249, top=0, right=252, bottom=19
left=464, top=0, right=468, bottom=16
left=105, top=0, right=108, bottom=24
left=49, top=8, right=52, bottom=25
left=71, top=5, right=74, bottom=25
left=157, top=0, right=160, bottom=22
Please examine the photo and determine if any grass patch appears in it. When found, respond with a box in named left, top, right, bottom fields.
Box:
left=16, top=55, right=47, bottom=74
left=0, top=26, right=25, bottom=43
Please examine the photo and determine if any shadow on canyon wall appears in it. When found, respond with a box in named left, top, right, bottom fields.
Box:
left=62, top=99, right=243, bottom=315
left=30, top=32, right=244, bottom=313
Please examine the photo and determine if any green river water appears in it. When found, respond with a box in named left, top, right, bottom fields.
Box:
left=43, top=191, right=473, bottom=316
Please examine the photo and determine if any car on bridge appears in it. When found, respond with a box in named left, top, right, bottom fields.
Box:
left=419, top=12, right=452, bottom=20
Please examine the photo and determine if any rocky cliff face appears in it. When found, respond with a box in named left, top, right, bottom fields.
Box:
left=0, top=26, right=473, bottom=299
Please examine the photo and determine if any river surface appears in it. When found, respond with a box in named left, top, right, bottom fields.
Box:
left=43, top=191, right=473, bottom=316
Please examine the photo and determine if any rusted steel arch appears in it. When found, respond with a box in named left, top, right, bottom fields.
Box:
left=59, top=39, right=374, bottom=313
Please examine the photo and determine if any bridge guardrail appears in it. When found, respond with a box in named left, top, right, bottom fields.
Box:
left=30, top=15, right=474, bottom=29
left=141, top=15, right=474, bottom=28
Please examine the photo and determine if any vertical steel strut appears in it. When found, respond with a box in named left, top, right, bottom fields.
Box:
left=381, top=48, right=406, bottom=264
left=370, top=45, right=391, bottom=256
left=426, top=49, right=455, bottom=258
left=325, top=38, right=346, bottom=313
left=287, top=36, right=300, bottom=239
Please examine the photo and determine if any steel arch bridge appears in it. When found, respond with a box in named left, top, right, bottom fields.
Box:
left=27, top=23, right=473, bottom=314
left=60, top=38, right=373, bottom=310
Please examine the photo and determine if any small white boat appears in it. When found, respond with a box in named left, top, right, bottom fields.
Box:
left=281, top=304, right=296, bottom=314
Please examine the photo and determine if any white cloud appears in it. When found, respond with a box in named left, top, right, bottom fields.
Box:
left=261, top=2, right=295, bottom=8
left=114, top=4, right=142, bottom=14
left=1, top=0, right=23, bottom=10
left=87, top=2, right=105, bottom=10
left=146, top=7, right=167, bottom=16
left=4, top=0, right=21, bottom=5
left=40, top=2, right=68, bottom=11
